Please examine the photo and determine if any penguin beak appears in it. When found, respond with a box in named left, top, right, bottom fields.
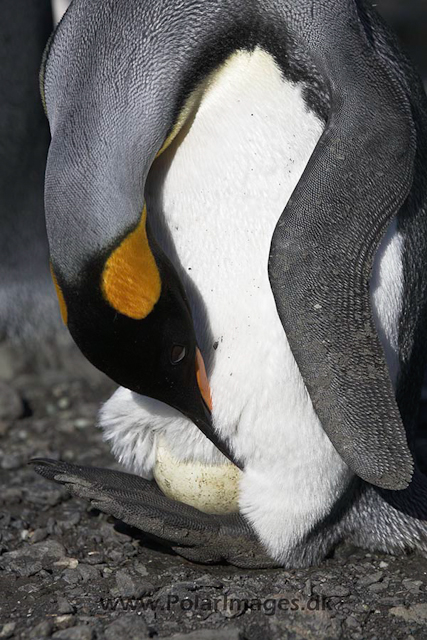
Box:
left=195, top=348, right=213, bottom=412
left=187, top=348, right=241, bottom=469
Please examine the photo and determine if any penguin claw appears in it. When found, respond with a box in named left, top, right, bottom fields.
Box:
left=30, top=459, right=278, bottom=568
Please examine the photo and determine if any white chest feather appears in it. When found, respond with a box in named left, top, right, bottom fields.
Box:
left=100, top=49, right=402, bottom=558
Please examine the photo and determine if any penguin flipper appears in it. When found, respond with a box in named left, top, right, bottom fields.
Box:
left=30, top=459, right=277, bottom=568
left=269, top=4, right=417, bottom=490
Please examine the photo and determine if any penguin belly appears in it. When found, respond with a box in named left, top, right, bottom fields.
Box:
left=100, top=48, right=403, bottom=555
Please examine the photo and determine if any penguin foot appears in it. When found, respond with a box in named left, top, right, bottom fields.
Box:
left=30, top=459, right=278, bottom=569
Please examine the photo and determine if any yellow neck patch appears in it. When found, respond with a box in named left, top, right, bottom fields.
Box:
left=101, top=207, right=161, bottom=320
left=50, top=264, right=68, bottom=326
left=155, top=82, right=206, bottom=158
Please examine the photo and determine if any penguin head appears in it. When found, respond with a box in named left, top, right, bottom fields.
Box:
left=50, top=206, right=214, bottom=450
left=42, top=0, right=242, bottom=463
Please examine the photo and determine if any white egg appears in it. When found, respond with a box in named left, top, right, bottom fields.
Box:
left=153, top=438, right=241, bottom=515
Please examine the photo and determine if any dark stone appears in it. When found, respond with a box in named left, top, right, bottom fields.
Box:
left=104, top=616, right=149, bottom=640
left=52, top=627, right=94, bottom=640
left=57, top=597, right=75, bottom=615
left=5, top=557, right=42, bottom=578
left=30, top=528, right=48, bottom=544
left=356, top=572, right=384, bottom=587
left=314, top=583, right=351, bottom=598
left=29, top=620, right=54, bottom=638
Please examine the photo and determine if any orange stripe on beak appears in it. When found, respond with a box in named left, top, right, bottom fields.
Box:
left=50, top=264, right=68, bottom=326
left=196, top=348, right=213, bottom=412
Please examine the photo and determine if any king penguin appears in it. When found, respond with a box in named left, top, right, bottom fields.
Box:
left=33, top=0, right=427, bottom=568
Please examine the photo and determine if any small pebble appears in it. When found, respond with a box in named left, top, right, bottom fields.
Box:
left=0, top=622, right=16, bottom=639
left=104, top=616, right=149, bottom=640
left=52, top=627, right=94, bottom=640
left=1, top=455, right=22, bottom=470
left=53, top=558, right=79, bottom=570
left=0, top=488, right=22, bottom=505
left=54, top=615, right=75, bottom=630
left=315, top=583, right=351, bottom=597
left=30, top=528, right=48, bottom=544
left=57, top=597, right=75, bottom=614
left=62, top=569, right=80, bottom=585
left=86, top=551, right=104, bottom=565
left=357, top=572, right=383, bottom=587
left=29, top=620, right=54, bottom=638
left=402, top=578, right=423, bottom=593
left=74, top=418, right=92, bottom=429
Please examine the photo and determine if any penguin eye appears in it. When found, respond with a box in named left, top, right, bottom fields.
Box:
left=170, top=345, right=187, bottom=365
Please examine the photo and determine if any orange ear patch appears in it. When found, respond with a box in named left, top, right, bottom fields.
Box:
left=101, top=207, right=161, bottom=320
left=50, top=264, right=68, bottom=326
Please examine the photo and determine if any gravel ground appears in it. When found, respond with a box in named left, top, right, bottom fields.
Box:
left=0, top=345, right=427, bottom=639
